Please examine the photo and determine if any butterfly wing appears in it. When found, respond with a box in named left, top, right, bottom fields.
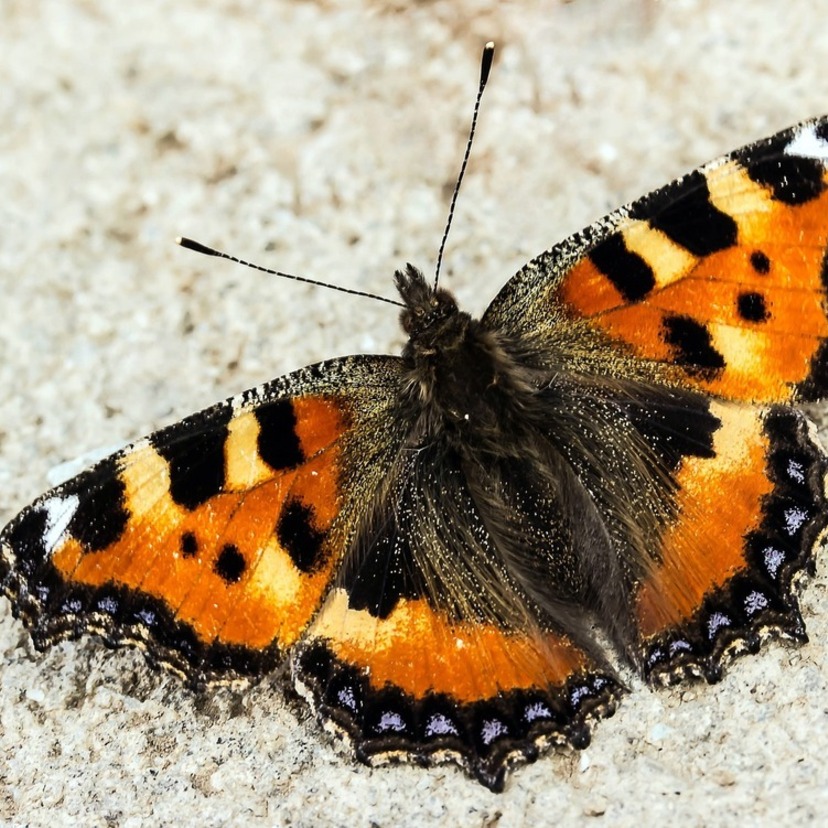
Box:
left=0, top=356, right=405, bottom=686
left=482, top=116, right=828, bottom=684
left=292, top=441, right=621, bottom=792
left=635, top=402, right=828, bottom=682
left=0, top=350, right=624, bottom=790
left=484, top=117, right=828, bottom=404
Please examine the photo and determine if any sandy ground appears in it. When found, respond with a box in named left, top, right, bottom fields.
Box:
left=1, top=1, right=828, bottom=825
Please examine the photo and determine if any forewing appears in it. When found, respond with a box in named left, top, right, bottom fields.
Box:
left=0, top=356, right=404, bottom=686
left=483, top=117, right=828, bottom=404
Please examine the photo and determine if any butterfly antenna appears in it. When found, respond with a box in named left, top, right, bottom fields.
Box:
left=176, top=237, right=404, bottom=307
left=433, top=41, right=495, bottom=290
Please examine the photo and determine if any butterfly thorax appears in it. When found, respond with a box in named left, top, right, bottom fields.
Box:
left=395, top=265, right=538, bottom=453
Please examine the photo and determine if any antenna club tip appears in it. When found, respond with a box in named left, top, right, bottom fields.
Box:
left=177, top=236, right=219, bottom=256
left=480, top=42, right=495, bottom=85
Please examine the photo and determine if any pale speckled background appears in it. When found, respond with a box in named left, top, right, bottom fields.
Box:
left=1, top=1, right=828, bottom=826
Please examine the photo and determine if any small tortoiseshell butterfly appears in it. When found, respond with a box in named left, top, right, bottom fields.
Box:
left=2, top=44, right=828, bottom=792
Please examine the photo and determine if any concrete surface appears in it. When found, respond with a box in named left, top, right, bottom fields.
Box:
left=1, top=1, right=827, bottom=826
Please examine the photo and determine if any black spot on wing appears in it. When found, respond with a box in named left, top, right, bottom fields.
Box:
left=629, top=170, right=738, bottom=256
left=795, top=338, right=828, bottom=402
left=736, top=291, right=770, bottom=323
left=276, top=498, right=326, bottom=573
left=152, top=404, right=233, bottom=510
left=255, top=399, right=305, bottom=471
left=821, top=246, right=828, bottom=292
left=623, top=391, right=719, bottom=472
left=345, top=525, right=427, bottom=619
left=180, top=531, right=198, bottom=558
left=0, top=507, right=50, bottom=579
left=66, top=458, right=129, bottom=551
left=737, top=131, right=826, bottom=205
left=344, top=448, right=502, bottom=623
left=588, top=234, right=656, bottom=301
left=750, top=250, right=771, bottom=275
left=214, top=543, right=246, bottom=584
left=661, top=314, right=726, bottom=378
left=789, top=248, right=828, bottom=401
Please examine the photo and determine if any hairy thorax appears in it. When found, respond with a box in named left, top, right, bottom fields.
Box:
left=395, top=265, right=540, bottom=454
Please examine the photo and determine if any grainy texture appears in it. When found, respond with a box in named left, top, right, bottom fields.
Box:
left=1, top=1, right=827, bottom=826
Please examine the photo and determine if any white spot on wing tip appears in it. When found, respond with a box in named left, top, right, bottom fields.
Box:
left=40, top=494, right=80, bottom=553
left=785, top=125, right=828, bottom=162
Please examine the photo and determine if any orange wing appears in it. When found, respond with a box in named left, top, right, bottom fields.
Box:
left=296, top=591, right=618, bottom=792
left=481, top=116, right=828, bottom=688
left=293, top=443, right=622, bottom=792
left=632, top=404, right=828, bottom=682
left=0, top=356, right=403, bottom=686
left=484, top=118, right=828, bottom=405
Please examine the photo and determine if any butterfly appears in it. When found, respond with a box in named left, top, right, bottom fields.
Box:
left=2, top=43, right=828, bottom=793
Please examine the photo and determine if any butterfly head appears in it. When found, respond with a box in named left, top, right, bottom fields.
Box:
left=395, top=264, right=462, bottom=349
